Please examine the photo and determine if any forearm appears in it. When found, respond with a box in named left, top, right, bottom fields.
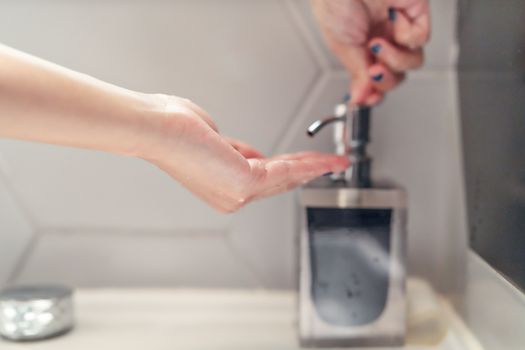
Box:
left=0, top=44, right=163, bottom=157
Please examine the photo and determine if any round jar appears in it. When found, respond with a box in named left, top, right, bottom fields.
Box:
left=0, top=285, right=74, bottom=341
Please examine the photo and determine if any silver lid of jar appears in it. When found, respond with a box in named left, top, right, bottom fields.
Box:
left=0, top=285, right=74, bottom=341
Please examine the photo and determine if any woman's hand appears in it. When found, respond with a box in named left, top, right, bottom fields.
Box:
left=141, top=95, right=349, bottom=213
left=0, top=45, right=348, bottom=213
left=311, top=0, right=430, bottom=105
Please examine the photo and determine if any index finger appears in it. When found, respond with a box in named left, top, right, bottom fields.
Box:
left=321, top=33, right=375, bottom=105
left=249, top=153, right=349, bottom=199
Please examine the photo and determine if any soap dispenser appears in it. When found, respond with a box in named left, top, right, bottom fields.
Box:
left=298, top=101, right=407, bottom=347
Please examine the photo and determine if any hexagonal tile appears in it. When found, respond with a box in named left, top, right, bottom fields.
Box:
left=286, top=0, right=341, bottom=70
left=0, top=0, right=319, bottom=230
left=0, top=139, right=228, bottom=230
left=16, top=230, right=260, bottom=288
left=227, top=192, right=296, bottom=289
left=275, top=74, right=349, bottom=154
left=0, top=169, right=34, bottom=286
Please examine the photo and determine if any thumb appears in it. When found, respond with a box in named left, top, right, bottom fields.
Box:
left=349, top=68, right=374, bottom=106
left=328, top=41, right=374, bottom=105
left=389, top=1, right=430, bottom=49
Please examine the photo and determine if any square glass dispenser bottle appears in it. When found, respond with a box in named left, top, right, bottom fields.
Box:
left=298, top=102, right=407, bottom=347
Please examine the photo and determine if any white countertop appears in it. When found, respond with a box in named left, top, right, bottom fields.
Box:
left=0, top=289, right=481, bottom=350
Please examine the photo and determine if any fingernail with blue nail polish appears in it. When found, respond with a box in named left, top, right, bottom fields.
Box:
left=371, top=44, right=381, bottom=54
left=372, top=73, right=383, bottom=82
left=388, top=7, right=396, bottom=21
left=342, top=93, right=351, bottom=103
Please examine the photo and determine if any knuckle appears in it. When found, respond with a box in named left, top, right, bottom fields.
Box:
left=389, top=56, right=405, bottom=72
left=395, top=31, right=413, bottom=48
left=175, top=113, right=203, bottom=135
left=406, top=33, right=427, bottom=50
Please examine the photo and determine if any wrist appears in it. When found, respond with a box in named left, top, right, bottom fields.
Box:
left=111, top=91, right=168, bottom=159
left=123, top=92, right=182, bottom=162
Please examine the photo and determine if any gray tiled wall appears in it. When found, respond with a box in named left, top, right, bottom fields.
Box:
left=0, top=0, right=466, bottom=292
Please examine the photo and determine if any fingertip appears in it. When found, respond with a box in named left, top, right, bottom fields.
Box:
left=368, top=37, right=388, bottom=58
left=310, top=156, right=348, bottom=176
left=368, top=63, right=406, bottom=93
left=364, top=92, right=384, bottom=106
left=371, top=72, right=384, bottom=82
left=388, top=7, right=397, bottom=22
left=338, top=155, right=350, bottom=165
left=369, top=63, right=384, bottom=79
left=349, top=77, right=373, bottom=106
left=369, top=36, right=425, bottom=73
left=370, top=42, right=382, bottom=55
left=332, top=156, right=350, bottom=172
left=324, top=153, right=349, bottom=164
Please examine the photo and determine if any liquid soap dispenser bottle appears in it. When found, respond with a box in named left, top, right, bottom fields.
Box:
left=298, top=101, right=407, bottom=347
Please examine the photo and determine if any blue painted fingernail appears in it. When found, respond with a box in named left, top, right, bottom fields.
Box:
left=388, top=7, right=396, bottom=21
left=372, top=73, right=383, bottom=82
left=323, top=172, right=333, bottom=176
left=342, top=93, right=351, bottom=103
left=370, top=44, right=381, bottom=54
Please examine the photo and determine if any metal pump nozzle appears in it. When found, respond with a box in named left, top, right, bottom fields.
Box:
left=306, top=115, right=345, bottom=137
left=306, top=102, right=372, bottom=188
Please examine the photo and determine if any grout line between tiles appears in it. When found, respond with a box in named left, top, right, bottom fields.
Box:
left=283, top=0, right=332, bottom=71
left=0, top=155, right=39, bottom=230
left=35, top=226, right=227, bottom=239
left=271, top=72, right=330, bottom=154
left=222, top=234, right=267, bottom=288
left=223, top=218, right=270, bottom=288
left=224, top=0, right=331, bottom=287
left=268, top=1, right=328, bottom=157
left=269, top=66, right=321, bottom=156
left=0, top=153, right=41, bottom=285
left=6, top=234, right=40, bottom=284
